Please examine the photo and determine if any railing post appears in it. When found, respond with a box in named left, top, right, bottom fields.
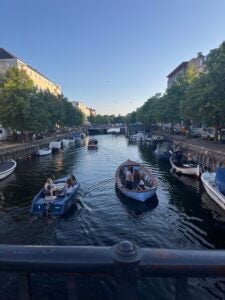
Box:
left=175, top=276, right=188, bottom=300
left=18, top=273, right=31, bottom=300
left=66, top=273, right=78, bottom=300
left=112, top=241, right=143, bottom=300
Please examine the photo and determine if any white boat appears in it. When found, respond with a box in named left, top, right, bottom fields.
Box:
left=49, top=141, right=61, bottom=150
left=129, top=132, right=145, bottom=142
left=201, top=172, right=225, bottom=211
left=115, top=160, right=158, bottom=202
left=0, top=159, right=17, bottom=180
left=170, top=156, right=200, bottom=177
left=36, top=147, right=52, bottom=156
left=61, top=138, right=74, bottom=147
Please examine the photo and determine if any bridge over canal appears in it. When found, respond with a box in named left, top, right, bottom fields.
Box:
left=88, top=124, right=126, bottom=135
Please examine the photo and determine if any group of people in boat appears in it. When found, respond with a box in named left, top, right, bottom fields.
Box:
left=43, top=174, right=77, bottom=202
left=173, top=147, right=196, bottom=167
left=124, top=166, right=146, bottom=191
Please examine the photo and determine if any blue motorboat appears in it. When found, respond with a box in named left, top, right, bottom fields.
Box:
left=31, top=176, right=80, bottom=216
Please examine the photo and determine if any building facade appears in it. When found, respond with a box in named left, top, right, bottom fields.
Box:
left=167, top=52, right=206, bottom=88
left=0, top=48, right=61, bottom=96
left=72, top=101, right=96, bottom=118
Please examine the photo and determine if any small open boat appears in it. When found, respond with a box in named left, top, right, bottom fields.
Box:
left=0, top=159, right=17, bottom=180
left=115, top=160, right=158, bottom=202
left=36, top=147, right=52, bottom=156
left=201, top=172, right=225, bottom=211
left=170, top=156, right=200, bottom=177
left=31, top=176, right=80, bottom=216
left=88, top=138, right=98, bottom=149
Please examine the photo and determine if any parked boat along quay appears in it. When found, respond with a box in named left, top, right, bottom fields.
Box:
left=1, top=134, right=225, bottom=299
left=0, top=134, right=67, bottom=163
left=163, top=133, right=225, bottom=169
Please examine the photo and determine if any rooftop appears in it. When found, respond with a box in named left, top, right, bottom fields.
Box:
left=167, top=61, right=188, bottom=78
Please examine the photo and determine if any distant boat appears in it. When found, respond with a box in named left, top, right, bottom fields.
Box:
left=88, top=138, right=98, bottom=149
left=61, top=138, right=74, bottom=147
left=155, top=141, right=173, bottom=161
left=36, top=147, right=52, bottom=156
left=201, top=171, right=225, bottom=211
left=49, top=141, right=62, bottom=154
left=49, top=141, right=61, bottom=150
left=115, top=160, right=158, bottom=202
left=31, top=176, right=80, bottom=216
left=0, top=159, right=17, bottom=180
left=170, top=156, right=200, bottom=177
left=129, top=132, right=145, bottom=142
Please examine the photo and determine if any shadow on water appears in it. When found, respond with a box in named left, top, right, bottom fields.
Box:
left=115, top=186, right=158, bottom=216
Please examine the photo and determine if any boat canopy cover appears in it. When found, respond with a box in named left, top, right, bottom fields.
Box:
left=215, top=167, right=225, bottom=195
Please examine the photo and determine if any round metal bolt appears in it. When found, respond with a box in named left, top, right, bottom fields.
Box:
left=112, top=240, right=143, bottom=263
left=116, top=241, right=136, bottom=257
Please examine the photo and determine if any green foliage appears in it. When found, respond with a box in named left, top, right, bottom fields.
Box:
left=0, top=67, right=84, bottom=132
left=127, top=41, right=225, bottom=129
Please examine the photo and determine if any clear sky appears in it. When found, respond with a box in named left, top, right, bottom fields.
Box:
left=1, top=0, right=225, bottom=115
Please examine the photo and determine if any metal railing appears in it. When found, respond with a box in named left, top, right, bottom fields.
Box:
left=0, top=241, right=225, bottom=299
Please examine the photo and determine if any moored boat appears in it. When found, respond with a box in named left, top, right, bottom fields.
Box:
left=36, top=147, right=52, bottom=156
left=61, top=138, right=74, bottom=147
left=88, top=138, right=98, bottom=149
left=170, top=156, right=200, bottom=177
left=129, top=132, right=145, bottom=142
left=201, top=171, right=225, bottom=211
left=115, top=160, right=158, bottom=202
left=49, top=141, right=62, bottom=154
left=0, top=159, right=17, bottom=180
left=31, top=176, right=80, bottom=216
left=155, top=141, right=173, bottom=161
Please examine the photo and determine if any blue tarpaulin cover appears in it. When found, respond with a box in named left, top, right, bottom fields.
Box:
left=215, top=167, right=225, bottom=195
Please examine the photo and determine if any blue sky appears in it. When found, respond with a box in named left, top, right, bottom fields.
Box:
left=1, top=0, right=225, bottom=115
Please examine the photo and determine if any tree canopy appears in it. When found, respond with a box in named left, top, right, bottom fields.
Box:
left=0, top=67, right=84, bottom=132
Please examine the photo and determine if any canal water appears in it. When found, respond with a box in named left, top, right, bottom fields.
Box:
left=0, top=134, right=225, bottom=300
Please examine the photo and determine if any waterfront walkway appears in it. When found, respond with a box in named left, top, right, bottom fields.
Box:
left=164, top=134, right=225, bottom=167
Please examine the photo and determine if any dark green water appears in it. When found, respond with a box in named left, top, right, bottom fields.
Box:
left=0, top=135, right=225, bottom=300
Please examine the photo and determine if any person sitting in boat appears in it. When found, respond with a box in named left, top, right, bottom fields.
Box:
left=137, top=180, right=146, bottom=191
left=69, top=174, right=77, bottom=186
left=125, top=166, right=133, bottom=190
left=44, top=185, right=56, bottom=214
left=133, top=169, right=141, bottom=189
left=44, top=178, right=55, bottom=196
left=174, top=148, right=183, bottom=166
left=59, top=178, right=75, bottom=196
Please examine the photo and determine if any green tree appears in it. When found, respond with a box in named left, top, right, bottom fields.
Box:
left=0, top=67, right=35, bottom=131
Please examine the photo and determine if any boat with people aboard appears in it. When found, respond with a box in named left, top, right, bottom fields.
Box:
left=31, top=175, right=80, bottom=216
left=88, top=138, right=98, bottom=149
left=155, top=141, right=173, bottom=161
left=115, top=159, right=158, bottom=202
left=201, top=167, right=225, bottom=211
left=0, top=159, right=17, bottom=180
left=170, top=150, right=200, bottom=177
left=36, top=147, right=52, bottom=156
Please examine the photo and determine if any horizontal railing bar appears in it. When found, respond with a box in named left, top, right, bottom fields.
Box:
left=140, top=248, right=225, bottom=277
left=0, top=244, right=225, bottom=277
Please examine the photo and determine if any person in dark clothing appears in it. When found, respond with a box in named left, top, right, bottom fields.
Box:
left=133, top=169, right=141, bottom=190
